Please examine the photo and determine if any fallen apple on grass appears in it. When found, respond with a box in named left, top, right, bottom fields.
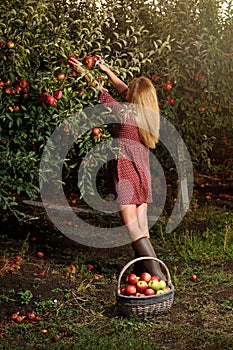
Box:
left=191, top=274, right=197, bottom=282
left=37, top=252, right=44, bottom=258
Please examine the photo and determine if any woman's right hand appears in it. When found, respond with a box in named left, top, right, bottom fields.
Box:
left=96, top=58, right=110, bottom=73
left=68, top=57, right=85, bottom=73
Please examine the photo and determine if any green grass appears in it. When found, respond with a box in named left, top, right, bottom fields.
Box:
left=0, top=204, right=233, bottom=350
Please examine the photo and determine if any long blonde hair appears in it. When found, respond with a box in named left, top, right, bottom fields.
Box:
left=127, top=76, right=160, bottom=149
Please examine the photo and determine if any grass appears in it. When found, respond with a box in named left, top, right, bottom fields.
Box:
left=0, top=204, right=233, bottom=349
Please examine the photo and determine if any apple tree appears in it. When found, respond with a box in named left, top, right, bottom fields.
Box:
left=0, top=0, right=171, bottom=220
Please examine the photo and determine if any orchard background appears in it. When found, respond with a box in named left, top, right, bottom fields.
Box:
left=0, top=0, right=232, bottom=219
left=0, top=1, right=233, bottom=349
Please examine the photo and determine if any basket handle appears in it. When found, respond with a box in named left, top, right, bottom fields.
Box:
left=117, top=257, right=172, bottom=293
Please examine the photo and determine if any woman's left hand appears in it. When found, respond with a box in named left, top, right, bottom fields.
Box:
left=69, top=57, right=85, bottom=73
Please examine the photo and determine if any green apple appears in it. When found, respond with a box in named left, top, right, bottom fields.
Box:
left=159, top=280, right=166, bottom=290
left=156, top=290, right=165, bottom=295
left=148, top=279, right=161, bottom=291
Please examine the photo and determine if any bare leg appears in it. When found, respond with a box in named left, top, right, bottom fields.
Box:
left=119, top=204, right=147, bottom=242
left=119, top=203, right=166, bottom=280
left=136, top=203, right=150, bottom=239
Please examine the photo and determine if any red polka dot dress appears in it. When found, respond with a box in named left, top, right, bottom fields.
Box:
left=99, top=89, right=152, bottom=205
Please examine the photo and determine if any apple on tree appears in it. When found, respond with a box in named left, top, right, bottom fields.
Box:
left=56, top=73, right=66, bottom=80
left=19, top=79, right=29, bottom=88
left=7, top=41, right=15, bottom=49
left=92, top=127, right=101, bottom=136
left=53, top=90, right=62, bottom=99
left=46, top=95, right=57, bottom=106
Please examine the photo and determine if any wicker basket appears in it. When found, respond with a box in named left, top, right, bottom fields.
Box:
left=116, top=256, right=174, bottom=317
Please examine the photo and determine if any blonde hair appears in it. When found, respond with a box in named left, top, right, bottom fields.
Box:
left=127, top=76, right=160, bottom=149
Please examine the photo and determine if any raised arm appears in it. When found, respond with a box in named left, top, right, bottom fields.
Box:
left=68, top=57, right=104, bottom=92
left=97, top=62, right=128, bottom=94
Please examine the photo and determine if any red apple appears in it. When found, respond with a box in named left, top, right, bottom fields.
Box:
left=19, top=79, right=29, bottom=88
left=39, top=271, right=45, bottom=277
left=199, top=106, right=206, bottom=111
left=140, top=272, right=151, bottom=283
left=7, top=41, right=15, bottom=49
left=15, top=255, right=20, bottom=261
left=15, top=85, right=22, bottom=92
left=126, top=273, right=138, bottom=285
left=144, top=288, right=155, bottom=296
left=69, top=55, right=77, bottom=60
left=163, top=80, right=173, bottom=90
left=27, top=312, right=36, bottom=320
left=78, top=90, right=84, bottom=97
left=71, top=70, right=78, bottom=77
left=93, top=55, right=100, bottom=62
left=87, top=264, right=94, bottom=271
left=5, top=79, right=11, bottom=85
left=169, top=98, right=175, bottom=105
left=191, top=274, right=197, bottom=281
left=120, top=287, right=126, bottom=295
left=92, top=127, right=101, bottom=135
left=46, top=95, right=57, bottom=106
left=35, top=316, right=41, bottom=321
left=56, top=73, right=66, bottom=80
left=151, top=74, right=160, bottom=81
left=125, top=284, right=137, bottom=296
left=150, top=275, right=161, bottom=282
left=136, top=280, right=148, bottom=293
left=53, top=90, right=62, bottom=99
left=70, top=264, right=76, bottom=274
left=11, top=313, right=18, bottom=321
left=37, top=252, right=44, bottom=258
left=85, top=56, right=95, bottom=69
left=16, top=316, right=25, bottom=323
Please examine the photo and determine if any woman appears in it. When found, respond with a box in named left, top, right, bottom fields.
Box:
left=69, top=57, right=165, bottom=280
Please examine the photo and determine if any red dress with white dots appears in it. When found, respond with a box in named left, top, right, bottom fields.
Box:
left=99, top=89, right=152, bottom=205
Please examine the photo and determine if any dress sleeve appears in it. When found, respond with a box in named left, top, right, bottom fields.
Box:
left=119, top=88, right=129, bottom=101
left=99, top=90, right=126, bottom=116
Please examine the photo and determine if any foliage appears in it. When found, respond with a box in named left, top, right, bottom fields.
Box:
left=0, top=0, right=232, bottom=221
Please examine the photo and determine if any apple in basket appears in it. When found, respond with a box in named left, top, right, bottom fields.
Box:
left=125, top=284, right=137, bottom=296
left=140, top=272, right=151, bottom=283
left=148, top=279, right=162, bottom=290
left=150, top=275, right=161, bottom=281
left=144, top=288, right=155, bottom=296
left=136, top=280, right=148, bottom=293
left=126, top=273, right=139, bottom=285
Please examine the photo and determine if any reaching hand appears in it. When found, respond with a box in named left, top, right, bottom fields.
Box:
left=96, top=58, right=110, bottom=73
left=68, top=57, right=85, bottom=73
